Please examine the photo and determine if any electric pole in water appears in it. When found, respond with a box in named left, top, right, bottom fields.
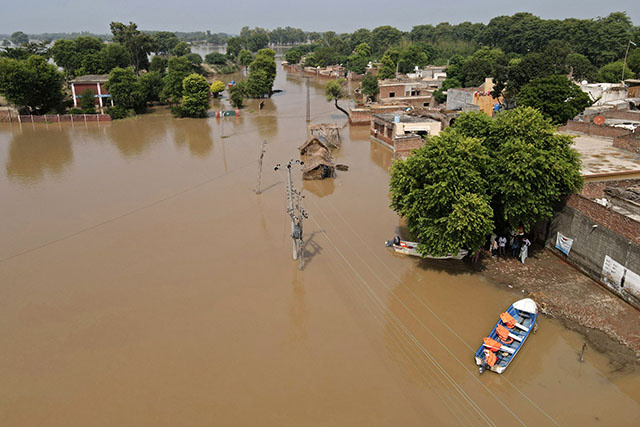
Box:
left=255, top=140, right=267, bottom=194
left=274, top=160, right=307, bottom=269
left=304, top=76, right=310, bottom=123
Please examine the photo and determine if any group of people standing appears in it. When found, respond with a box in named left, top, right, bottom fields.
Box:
left=489, top=230, right=531, bottom=264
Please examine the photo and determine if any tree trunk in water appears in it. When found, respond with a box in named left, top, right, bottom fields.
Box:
left=334, top=99, right=349, bottom=117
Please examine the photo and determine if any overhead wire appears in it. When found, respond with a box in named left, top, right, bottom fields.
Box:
left=309, top=180, right=560, bottom=426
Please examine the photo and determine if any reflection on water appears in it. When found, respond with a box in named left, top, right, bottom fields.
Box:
left=302, top=177, right=334, bottom=197
left=109, top=113, right=169, bottom=157
left=173, top=118, right=214, bottom=158
left=370, top=140, right=393, bottom=171
left=5, top=127, right=73, bottom=184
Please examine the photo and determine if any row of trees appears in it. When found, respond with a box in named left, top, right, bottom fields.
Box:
left=228, top=48, right=277, bottom=107
left=389, top=108, right=583, bottom=257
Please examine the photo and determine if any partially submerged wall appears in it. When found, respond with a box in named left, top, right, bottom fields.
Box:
left=547, top=194, right=640, bottom=309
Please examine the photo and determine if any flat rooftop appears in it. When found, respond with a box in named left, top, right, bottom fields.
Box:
left=373, top=113, right=439, bottom=124
left=564, top=132, right=640, bottom=180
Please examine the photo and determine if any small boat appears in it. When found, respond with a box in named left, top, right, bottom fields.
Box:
left=385, top=236, right=468, bottom=260
left=475, top=298, right=538, bottom=374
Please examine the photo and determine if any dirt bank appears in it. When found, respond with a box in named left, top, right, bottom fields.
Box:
left=477, top=248, right=640, bottom=371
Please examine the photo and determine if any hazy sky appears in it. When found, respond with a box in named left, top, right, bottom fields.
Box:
left=2, top=0, right=638, bottom=34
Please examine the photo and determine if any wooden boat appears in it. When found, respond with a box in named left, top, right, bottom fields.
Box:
left=385, top=236, right=468, bottom=260
left=475, top=298, right=538, bottom=374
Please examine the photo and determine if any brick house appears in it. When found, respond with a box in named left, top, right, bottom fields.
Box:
left=378, top=79, right=434, bottom=108
left=70, top=75, right=113, bottom=110
left=370, top=113, right=441, bottom=158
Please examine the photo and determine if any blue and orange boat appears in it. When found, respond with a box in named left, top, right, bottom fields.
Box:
left=475, top=298, right=538, bottom=374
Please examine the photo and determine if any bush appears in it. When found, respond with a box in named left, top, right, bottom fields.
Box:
left=68, top=107, right=83, bottom=114
left=205, top=52, right=228, bottom=65
left=106, top=105, right=132, bottom=119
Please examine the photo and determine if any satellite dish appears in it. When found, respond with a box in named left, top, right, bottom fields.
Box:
left=593, top=115, right=605, bottom=125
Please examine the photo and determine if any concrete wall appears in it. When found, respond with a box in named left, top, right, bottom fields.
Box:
left=394, top=120, right=441, bottom=137
left=394, top=135, right=425, bottom=158
left=547, top=194, right=640, bottom=309
left=613, top=133, right=640, bottom=154
left=446, top=89, right=474, bottom=110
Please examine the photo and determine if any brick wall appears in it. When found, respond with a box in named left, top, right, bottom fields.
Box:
left=379, top=84, right=405, bottom=99
left=566, top=194, right=640, bottom=245
left=394, top=135, right=425, bottom=158
left=613, top=133, right=640, bottom=154
left=349, top=108, right=372, bottom=125
left=559, top=121, right=630, bottom=138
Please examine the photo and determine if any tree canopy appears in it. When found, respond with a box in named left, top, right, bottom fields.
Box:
left=390, top=107, right=583, bottom=255
left=518, top=75, right=592, bottom=124
left=0, top=55, right=65, bottom=114
left=178, top=73, right=210, bottom=118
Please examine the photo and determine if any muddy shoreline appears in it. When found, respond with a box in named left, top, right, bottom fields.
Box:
left=476, top=247, right=640, bottom=371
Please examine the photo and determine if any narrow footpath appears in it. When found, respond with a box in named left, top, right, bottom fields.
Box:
left=478, top=248, right=640, bottom=370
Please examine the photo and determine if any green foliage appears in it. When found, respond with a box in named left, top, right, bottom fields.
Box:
left=596, top=60, right=635, bottom=82
left=106, top=104, right=132, bottom=119
left=518, top=75, right=592, bottom=124
left=79, top=88, right=96, bottom=112
left=361, top=73, right=379, bottom=100
left=389, top=128, right=494, bottom=255
left=50, top=39, right=81, bottom=76
left=370, top=26, right=404, bottom=56
left=139, top=71, right=164, bottom=103
left=104, top=67, right=146, bottom=113
left=237, top=49, right=253, bottom=67
left=397, top=45, right=428, bottom=74
left=284, top=48, right=303, bottom=64
left=177, top=73, right=210, bottom=118
left=628, top=48, right=640, bottom=74
left=453, top=107, right=583, bottom=230
left=565, top=53, right=595, bottom=81
left=377, top=54, right=396, bottom=80
left=149, top=55, right=168, bottom=74
left=11, top=31, right=29, bottom=46
left=210, top=80, right=226, bottom=96
left=0, top=55, right=65, bottom=114
left=184, top=53, right=203, bottom=65
left=152, top=31, right=180, bottom=55
left=325, top=78, right=345, bottom=102
left=160, top=56, right=193, bottom=103
left=246, top=31, right=269, bottom=52
left=226, top=37, right=243, bottom=58
left=247, top=48, right=276, bottom=97
left=171, top=41, right=191, bottom=57
left=229, top=82, right=246, bottom=108
left=110, top=21, right=155, bottom=71
left=78, top=52, right=104, bottom=75
left=205, top=52, right=228, bottom=65
left=102, top=43, right=131, bottom=72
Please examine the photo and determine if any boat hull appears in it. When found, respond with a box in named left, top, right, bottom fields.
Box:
left=474, top=298, right=538, bottom=374
left=386, top=239, right=468, bottom=260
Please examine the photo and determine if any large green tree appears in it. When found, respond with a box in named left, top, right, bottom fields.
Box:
left=389, top=128, right=494, bottom=256
left=453, top=108, right=583, bottom=230
left=104, top=67, right=146, bottom=113
left=361, top=73, right=379, bottom=101
left=0, top=55, right=65, bottom=114
left=178, top=73, right=210, bottom=118
left=10, top=31, right=29, bottom=46
left=518, top=75, right=592, bottom=124
left=110, top=22, right=155, bottom=72
left=161, top=56, right=191, bottom=104
left=247, top=48, right=276, bottom=97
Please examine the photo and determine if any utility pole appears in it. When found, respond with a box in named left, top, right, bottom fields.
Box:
left=622, top=40, right=637, bottom=83
left=304, top=76, right=310, bottom=122
left=255, top=140, right=267, bottom=194
left=274, top=160, right=306, bottom=268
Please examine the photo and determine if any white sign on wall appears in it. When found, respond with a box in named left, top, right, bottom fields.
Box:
left=555, top=232, right=574, bottom=255
left=602, top=255, right=640, bottom=300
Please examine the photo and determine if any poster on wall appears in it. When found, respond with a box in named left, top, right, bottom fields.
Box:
left=601, top=255, right=640, bottom=300
left=555, top=232, right=574, bottom=255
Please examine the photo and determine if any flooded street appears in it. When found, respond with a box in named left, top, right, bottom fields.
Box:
left=1, top=63, right=640, bottom=426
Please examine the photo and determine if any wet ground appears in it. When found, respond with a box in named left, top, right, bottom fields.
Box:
left=1, top=64, right=640, bottom=426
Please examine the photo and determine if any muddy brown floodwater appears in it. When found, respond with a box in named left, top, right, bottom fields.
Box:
left=1, top=63, right=640, bottom=426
